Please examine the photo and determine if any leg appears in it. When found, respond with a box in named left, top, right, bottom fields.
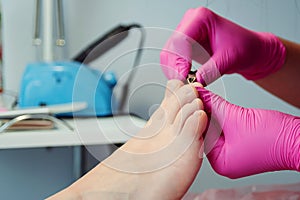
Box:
left=47, top=80, right=207, bottom=200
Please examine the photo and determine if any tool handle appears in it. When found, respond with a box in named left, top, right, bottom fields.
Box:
left=73, top=25, right=134, bottom=64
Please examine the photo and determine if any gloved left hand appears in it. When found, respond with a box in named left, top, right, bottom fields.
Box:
left=160, top=7, right=286, bottom=85
left=197, top=87, right=300, bottom=179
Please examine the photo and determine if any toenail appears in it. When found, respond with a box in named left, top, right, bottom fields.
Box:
left=192, top=82, right=203, bottom=88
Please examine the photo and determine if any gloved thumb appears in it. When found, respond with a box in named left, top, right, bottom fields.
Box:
left=195, top=55, right=224, bottom=86
left=195, top=87, right=227, bottom=166
left=196, top=87, right=232, bottom=133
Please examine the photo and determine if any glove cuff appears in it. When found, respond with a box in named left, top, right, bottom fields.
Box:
left=243, top=33, right=287, bottom=80
left=288, top=116, right=300, bottom=172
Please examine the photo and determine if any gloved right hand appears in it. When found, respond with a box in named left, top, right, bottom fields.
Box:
left=197, top=87, right=300, bottom=179
left=160, top=7, right=287, bottom=85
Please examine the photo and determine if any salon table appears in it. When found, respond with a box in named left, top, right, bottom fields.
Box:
left=0, top=115, right=146, bottom=179
left=0, top=115, right=146, bottom=149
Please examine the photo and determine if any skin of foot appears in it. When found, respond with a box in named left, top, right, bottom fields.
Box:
left=47, top=80, right=207, bottom=200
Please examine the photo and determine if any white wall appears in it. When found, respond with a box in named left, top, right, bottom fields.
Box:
left=1, top=0, right=300, bottom=196
left=2, top=0, right=300, bottom=117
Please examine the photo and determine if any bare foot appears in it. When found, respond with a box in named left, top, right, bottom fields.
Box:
left=47, top=80, right=207, bottom=200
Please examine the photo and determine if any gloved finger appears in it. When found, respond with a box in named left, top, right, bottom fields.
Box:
left=195, top=87, right=215, bottom=113
left=175, top=7, right=212, bottom=43
left=160, top=32, right=192, bottom=80
left=161, top=7, right=216, bottom=81
left=196, top=87, right=227, bottom=126
left=195, top=55, right=223, bottom=86
left=203, top=116, right=225, bottom=158
left=196, top=87, right=229, bottom=156
left=160, top=31, right=212, bottom=82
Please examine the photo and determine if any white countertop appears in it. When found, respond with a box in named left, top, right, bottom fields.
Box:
left=0, top=115, right=146, bottom=149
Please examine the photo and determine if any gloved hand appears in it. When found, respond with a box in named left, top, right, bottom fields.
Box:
left=160, top=7, right=287, bottom=85
left=197, top=87, right=299, bottom=178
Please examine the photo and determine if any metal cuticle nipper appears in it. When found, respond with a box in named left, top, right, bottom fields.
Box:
left=186, top=70, right=197, bottom=84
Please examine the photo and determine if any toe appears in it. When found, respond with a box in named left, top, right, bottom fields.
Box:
left=164, top=79, right=184, bottom=98
left=181, top=110, right=208, bottom=138
left=162, top=84, right=199, bottom=123
left=173, top=98, right=204, bottom=133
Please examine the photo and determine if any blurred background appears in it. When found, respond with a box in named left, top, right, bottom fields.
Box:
left=0, top=0, right=299, bottom=199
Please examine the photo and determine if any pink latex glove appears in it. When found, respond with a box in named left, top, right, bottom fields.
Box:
left=160, top=7, right=286, bottom=85
left=197, top=87, right=300, bottom=179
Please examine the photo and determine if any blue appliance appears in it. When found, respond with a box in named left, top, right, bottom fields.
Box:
left=18, top=24, right=143, bottom=116
left=19, top=61, right=117, bottom=117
